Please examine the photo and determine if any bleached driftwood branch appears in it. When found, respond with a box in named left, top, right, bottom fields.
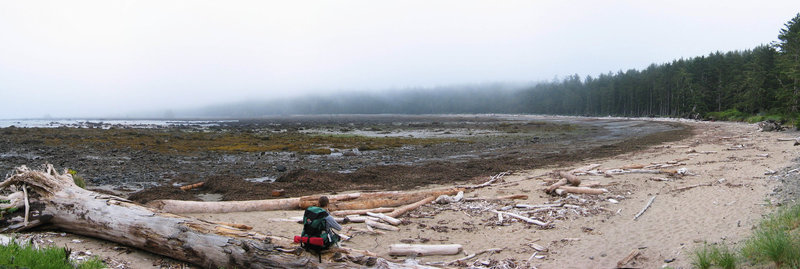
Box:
left=633, top=196, right=656, bottom=220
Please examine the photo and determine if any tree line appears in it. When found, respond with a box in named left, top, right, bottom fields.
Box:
left=191, top=13, right=800, bottom=122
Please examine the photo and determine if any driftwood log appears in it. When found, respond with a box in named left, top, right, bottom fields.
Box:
left=462, top=194, right=528, bottom=202
left=669, top=182, right=714, bottom=193
left=341, top=216, right=378, bottom=223
left=491, top=210, right=549, bottom=227
left=0, top=165, right=418, bottom=268
left=179, top=182, right=204, bottom=191
left=386, top=196, right=437, bottom=218
left=214, top=221, right=253, bottom=230
left=365, top=219, right=399, bottom=231
left=443, top=248, right=503, bottom=265
left=148, top=197, right=301, bottom=214
left=556, top=186, right=608, bottom=195
left=0, top=165, right=320, bottom=268
left=366, top=212, right=402, bottom=226
left=305, top=189, right=460, bottom=211
left=388, top=244, right=463, bottom=256
left=558, top=171, right=581, bottom=186
left=330, top=207, right=394, bottom=216
left=149, top=188, right=459, bottom=214
left=617, top=249, right=641, bottom=267
left=545, top=178, right=568, bottom=193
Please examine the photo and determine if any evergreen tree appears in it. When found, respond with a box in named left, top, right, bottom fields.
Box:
left=776, top=13, right=800, bottom=113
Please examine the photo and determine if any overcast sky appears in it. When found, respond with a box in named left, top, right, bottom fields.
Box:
left=0, top=1, right=798, bottom=118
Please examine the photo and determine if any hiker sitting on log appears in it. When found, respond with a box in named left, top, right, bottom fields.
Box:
left=294, top=196, right=349, bottom=261
left=318, top=196, right=348, bottom=231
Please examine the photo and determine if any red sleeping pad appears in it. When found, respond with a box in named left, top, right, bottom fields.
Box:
left=293, top=236, right=324, bottom=246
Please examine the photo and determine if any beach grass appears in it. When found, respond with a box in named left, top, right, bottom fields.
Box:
left=737, top=204, right=800, bottom=268
left=691, top=245, right=713, bottom=269
left=0, top=238, right=106, bottom=269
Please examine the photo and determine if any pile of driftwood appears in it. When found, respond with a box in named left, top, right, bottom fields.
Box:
left=0, top=164, right=537, bottom=268
left=758, top=120, right=784, bottom=132
left=0, top=165, right=458, bottom=268
left=564, top=162, right=690, bottom=178
left=541, top=164, right=608, bottom=196
left=540, top=162, right=693, bottom=196
left=515, top=194, right=608, bottom=224
left=153, top=186, right=479, bottom=261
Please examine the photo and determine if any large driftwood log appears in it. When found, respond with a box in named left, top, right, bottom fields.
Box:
left=330, top=207, right=394, bottom=216
left=388, top=244, right=463, bottom=256
left=149, top=189, right=459, bottom=214
left=0, top=165, right=321, bottom=268
left=148, top=197, right=301, bottom=214
left=297, top=193, right=362, bottom=208
left=311, top=189, right=460, bottom=211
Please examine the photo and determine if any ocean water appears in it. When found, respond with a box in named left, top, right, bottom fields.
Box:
left=0, top=119, right=237, bottom=129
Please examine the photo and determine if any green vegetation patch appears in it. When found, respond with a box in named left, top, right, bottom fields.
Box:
left=691, top=244, right=738, bottom=269
left=692, top=244, right=713, bottom=269
left=0, top=238, right=105, bottom=269
left=741, top=205, right=800, bottom=268
left=2, top=127, right=465, bottom=155
left=68, top=169, right=86, bottom=189
left=705, top=109, right=749, bottom=122
left=701, top=203, right=800, bottom=269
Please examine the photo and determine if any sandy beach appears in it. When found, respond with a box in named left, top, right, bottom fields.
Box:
left=17, top=119, right=800, bottom=268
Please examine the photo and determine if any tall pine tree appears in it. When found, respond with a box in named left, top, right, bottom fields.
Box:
left=776, top=13, right=800, bottom=113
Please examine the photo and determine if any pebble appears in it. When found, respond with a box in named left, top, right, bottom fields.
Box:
left=275, top=165, right=287, bottom=172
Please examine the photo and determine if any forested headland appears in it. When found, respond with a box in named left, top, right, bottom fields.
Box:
left=190, top=13, right=800, bottom=123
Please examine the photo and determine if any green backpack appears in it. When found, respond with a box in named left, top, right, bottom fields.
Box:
left=300, top=206, right=340, bottom=252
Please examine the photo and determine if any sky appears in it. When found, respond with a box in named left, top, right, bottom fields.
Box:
left=0, top=1, right=798, bottom=119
